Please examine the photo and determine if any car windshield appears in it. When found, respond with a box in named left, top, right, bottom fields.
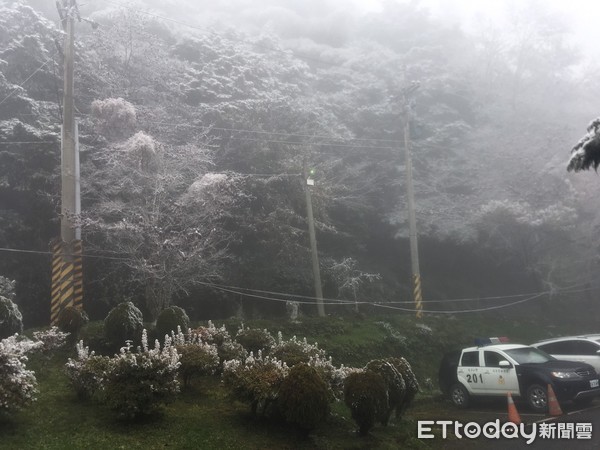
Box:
left=504, top=347, right=556, bottom=364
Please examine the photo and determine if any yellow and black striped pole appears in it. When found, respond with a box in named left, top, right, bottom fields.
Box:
left=72, top=240, right=83, bottom=310
left=413, top=274, right=423, bottom=319
left=50, top=240, right=63, bottom=324
left=50, top=238, right=83, bottom=325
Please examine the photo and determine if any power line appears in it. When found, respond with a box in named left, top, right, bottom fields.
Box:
left=372, top=292, right=549, bottom=314
left=1, top=245, right=596, bottom=313
left=0, top=141, right=58, bottom=145
left=1, top=245, right=595, bottom=305
left=0, top=246, right=130, bottom=261
left=0, top=56, right=56, bottom=108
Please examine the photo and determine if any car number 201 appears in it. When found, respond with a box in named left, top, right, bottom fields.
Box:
left=466, top=374, right=484, bottom=384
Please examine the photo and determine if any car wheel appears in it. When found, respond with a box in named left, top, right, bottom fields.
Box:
left=449, top=383, right=470, bottom=408
left=526, top=383, right=548, bottom=413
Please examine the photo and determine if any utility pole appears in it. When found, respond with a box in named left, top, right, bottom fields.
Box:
left=303, top=158, right=325, bottom=317
left=402, top=83, right=423, bottom=319
left=51, top=0, right=83, bottom=324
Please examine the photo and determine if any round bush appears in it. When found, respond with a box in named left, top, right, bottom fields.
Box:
left=343, top=371, right=388, bottom=436
left=235, top=328, right=275, bottom=355
left=176, top=343, right=219, bottom=388
left=388, top=357, right=419, bottom=416
left=103, top=302, right=143, bottom=348
left=0, top=295, right=23, bottom=339
left=56, top=306, right=89, bottom=338
left=271, top=335, right=325, bottom=368
left=365, top=359, right=406, bottom=425
left=155, top=306, right=190, bottom=339
left=278, top=364, right=331, bottom=433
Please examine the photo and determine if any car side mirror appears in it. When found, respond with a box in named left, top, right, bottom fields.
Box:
left=596, top=349, right=600, bottom=355
left=499, top=360, right=511, bottom=368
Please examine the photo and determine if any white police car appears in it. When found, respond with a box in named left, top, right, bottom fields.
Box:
left=438, top=337, right=600, bottom=412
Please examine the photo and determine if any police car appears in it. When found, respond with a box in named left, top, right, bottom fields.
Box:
left=438, top=337, right=600, bottom=412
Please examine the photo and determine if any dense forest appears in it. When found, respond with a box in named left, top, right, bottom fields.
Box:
left=2, top=0, right=600, bottom=327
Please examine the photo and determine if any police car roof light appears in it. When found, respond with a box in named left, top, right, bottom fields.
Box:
left=474, top=337, right=510, bottom=347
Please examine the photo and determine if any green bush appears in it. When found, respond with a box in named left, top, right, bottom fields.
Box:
left=222, top=354, right=287, bottom=417
left=388, top=357, right=419, bottom=417
left=156, top=306, right=190, bottom=339
left=271, top=333, right=325, bottom=367
left=277, top=364, right=330, bottom=433
left=365, top=359, right=406, bottom=426
left=343, top=371, right=388, bottom=436
left=176, top=343, right=219, bottom=388
left=0, top=295, right=23, bottom=339
left=103, top=302, right=143, bottom=348
left=67, top=331, right=181, bottom=420
left=56, top=306, right=89, bottom=338
left=65, top=342, right=111, bottom=400
left=234, top=327, right=275, bottom=355
left=103, top=342, right=180, bottom=419
left=0, top=335, right=42, bottom=416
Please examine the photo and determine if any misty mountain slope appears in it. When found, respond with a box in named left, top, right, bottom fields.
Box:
left=0, top=0, right=598, bottom=326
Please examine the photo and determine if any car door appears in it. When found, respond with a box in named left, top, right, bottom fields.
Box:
left=456, top=350, right=486, bottom=394
left=480, top=350, right=520, bottom=395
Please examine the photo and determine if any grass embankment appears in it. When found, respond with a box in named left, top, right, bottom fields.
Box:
left=0, top=314, right=581, bottom=449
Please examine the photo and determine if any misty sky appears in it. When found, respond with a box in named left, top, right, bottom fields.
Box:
left=361, top=0, right=600, bottom=58
left=176, top=0, right=600, bottom=60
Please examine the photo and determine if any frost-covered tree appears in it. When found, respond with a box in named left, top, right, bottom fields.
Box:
left=83, top=119, right=245, bottom=319
left=567, top=118, right=600, bottom=172
left=475, top=200, right=577, bottom=290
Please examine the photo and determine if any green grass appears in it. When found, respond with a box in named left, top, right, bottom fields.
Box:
left=1, top=314, right=585, bottom=449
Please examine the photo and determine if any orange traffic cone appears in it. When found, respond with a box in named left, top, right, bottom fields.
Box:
left=507, top=392, right=521, bottom=424
left=547, top=384, right=563, bottom=416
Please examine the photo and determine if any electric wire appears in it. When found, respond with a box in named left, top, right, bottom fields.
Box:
left=0, top=57, right=56, bottom=108
left=1, top=245, right=595, bottom=314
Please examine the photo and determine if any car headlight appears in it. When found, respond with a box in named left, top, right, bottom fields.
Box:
left=551, top=371, right=579, bottom=379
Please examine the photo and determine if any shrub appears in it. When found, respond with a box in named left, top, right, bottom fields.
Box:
left=365, top=359, right=406, bottom=426
left=343, top=370, right=388, bottom=436
left=90, top=97, right=136, bottom=138
left=216, top=340, right=246, bottom=367
left=192, top=321, right=231, bottom=346
left=104, top=302, right=144, bottom=348
left=0, top=295, right=23, bottom=339
left=388, top=357, right=419, bottom=417
left=192, top=322, right=246, bottom=367
left=171, top=328, right=219, bottom=388
left=277, top=364, right=331, bottom=433
left=222, top=351, right=288, bottom=416
left=33, top=326, right=70, bottom=353
left=102, top=330, right=180, bottom=419
left=65, top=341, right=111, bottom=400
left=234, top=326, right=275, bottom=355
left=271, top=332, right=325, bottom=367
left=0, top=335, right=43, bottom=416
left=156, top=306, right=190, bottom=339
left=56, top=306, right=89, bottom=338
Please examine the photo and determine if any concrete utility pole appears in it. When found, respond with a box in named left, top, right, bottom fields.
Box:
left=303, top=158, right=325, bottom=317
left=51, top=0, right=83, bottom=324
left=402, top=83, right=423, bottom=319
left=61, top=0, right=77, bottom=245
